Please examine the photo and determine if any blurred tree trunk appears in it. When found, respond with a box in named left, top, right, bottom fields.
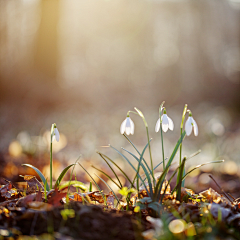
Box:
left=34, top=0, right=60, bottom=81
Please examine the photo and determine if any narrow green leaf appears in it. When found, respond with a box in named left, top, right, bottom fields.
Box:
left=97, top=152, right=133, bottom=187
left=22, top=164, right=50, bottom=191
left=91, top=165, right=122, bottom=189
left=183, top=160, right=224, bottom=180
left=166, top=131, right=186, bottom=169
left=153, top=165, right=170, bottom=202
left=122, top=146, right=153, bottom=198
left=109, top=145, right=150, bottom=196
left=78, top=163, right=107, bottom=206
left=95, top=173, right=120, bottom=207
left=153, top=131, right=186, bottom=201
left=172, top=160, right=224, bottom=194
left=54, top=164, right=75, bottom=189
left=58, top=180, right=87, bottom=191
left=176, top=157, right=187, bottom=201
left=96, top=152, right=123, bottom=188
left=122, top=139, right=153, bottom=177
left=123, top=133, right=141, bottom=156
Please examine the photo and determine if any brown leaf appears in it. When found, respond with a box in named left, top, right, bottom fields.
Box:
left=22, top=175, right=44, bottom=192
left=71, top=191, right=108, bottom=204
left=16, top=193, right=37, bottom=207
left=0, top=183, right=12, bottom=196
left=199, top=188, right=230, bottom=204
left=35, top=190, right=43, bottom=202
left=47, top=189, right=66, bottom=206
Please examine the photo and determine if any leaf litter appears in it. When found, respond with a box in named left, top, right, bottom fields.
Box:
left=0, top=171, right=239, bottom=240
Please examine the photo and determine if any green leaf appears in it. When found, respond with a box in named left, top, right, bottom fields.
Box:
left=78, top=163, right=107, bottom=206
left=122, top=145, right=153, bottom=198
left=58, top=180, right=87, bottom=191
left=54, top=164, right=75, bottom=189
left=97, top=152, right=133, bottom=188
left=109, top=145, right=150, bottom=197
left=96, top=153, right=123, bottom=189
left=183, top=160, right=224, bottom=180
left=22, top=164, right=50, bottom=191
left=122, top=139, right=153, bottom=178
left=166, top=131, right=186, bottom=169
left=148, top=202, right=162, bottom=213
left=176, top=157, right=187, bottom=201
left=91, top=165, right=122, bottom=189
left=95, top=173, right=120, bottom=207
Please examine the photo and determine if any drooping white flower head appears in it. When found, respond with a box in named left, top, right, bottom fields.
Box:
left=52, top=125, right=60, bottom=142
left=155, top=108, right=174, bottom=133
left=185, top=111, right=198, bottom=136
left=120, top=115, right=134, bottom=135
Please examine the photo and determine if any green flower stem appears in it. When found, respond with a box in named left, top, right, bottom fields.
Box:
left=179, top=104, right=187, bottom=166
left=160, top=124, right=165, bottom=170
left=158, top=102, right=165, bottom=170
left=177, top=104, right=188, bottom=191
left=179, top=127, right=183, bottom=165
left=50, top=123, right=55, bottom=189
left=134, top=107, right=155, bottom=185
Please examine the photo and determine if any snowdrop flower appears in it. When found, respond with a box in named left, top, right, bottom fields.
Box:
left=185, top=112, right=198, bottom=136
left=120, top=115, right=134, bottom=135
left=155, top=109, right=174, bottom=133
left=52, top=126, right=60, bottom=142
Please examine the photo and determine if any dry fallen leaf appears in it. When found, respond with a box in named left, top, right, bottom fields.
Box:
left=22, top=175, right=44, bottom=192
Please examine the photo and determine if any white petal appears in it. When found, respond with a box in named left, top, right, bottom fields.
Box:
left=120, top=119, right=127, bottom=134
left=167, top=116, right=174, bottom=131
left=129, top=118, right=134, bottom=135
left=192, top=118, right=198, bottom=136
left=185, top=117, right=193, bottom=136
left=125, top=118, right=132, bottom=135
left=126, top=117, right=131, bottom=128
left=54, top=128, right=60, bottom=142
left=155, top=118, right=160, bottom=132
left=125, top=126, right=131, bottom=135
left=161, top=114, right=169, bottom=132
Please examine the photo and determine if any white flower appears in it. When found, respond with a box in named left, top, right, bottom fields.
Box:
left=52, top=127, right=60, bottom=142
left=185, top=115, right=198, bottom=136
left=155, top=113, right=174, bottom=133
left=120, top=117, right=134, bottom=135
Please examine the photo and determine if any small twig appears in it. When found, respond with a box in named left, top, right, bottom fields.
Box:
left=227, top=192, right=236, bottom=201
left=209, top=175, right=233, bottom=203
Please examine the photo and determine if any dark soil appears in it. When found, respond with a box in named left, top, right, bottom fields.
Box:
left=1, top=201, right=151, bottom=240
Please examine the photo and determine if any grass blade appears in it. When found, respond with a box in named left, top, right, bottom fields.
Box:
left=59, top=180, right=87, bottom=191
left=22, top=164, right=50, bottom=191
left=171, top=160, right=224, bottom=194
left=54, top=164, right=75, bottom=189
left=166, top=131, right=186, bottom=169
left=95, top=173, right=120, bottom=207
left=176, top=157, right=187, bottom=201
left=122, top=145, right=153, bottom=198
left=78, top=163, right=107, bottom=206
left=183, top=160, right=224, bottom=180
left=122, top=139, right=153, bottom=178
left=153, top=131, right=186, bottom=201
left=91, top=165, right=122, bottom=189
left=97, top=152, right=133, bottom=187
left=153, top=165, right=170, bottom=202
left=109, top=145, right=150, bottom=196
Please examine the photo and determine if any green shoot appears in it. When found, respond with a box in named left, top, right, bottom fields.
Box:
left=78, top=163, right=107, bottom=206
